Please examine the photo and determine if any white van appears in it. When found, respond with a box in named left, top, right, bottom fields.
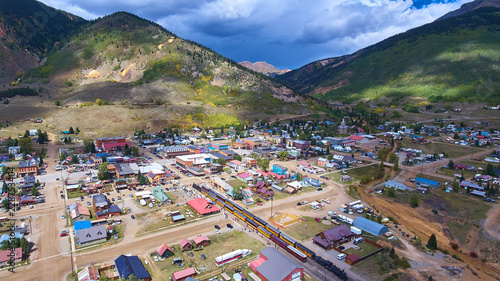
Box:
left=337, top=253, right=346, bottom=260
left=353, top=237, right=364, bottom=245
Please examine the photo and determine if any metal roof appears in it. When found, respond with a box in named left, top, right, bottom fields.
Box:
left=353, top=217, right=389, bottom=236
left=256, top=247, right=302, bottom=280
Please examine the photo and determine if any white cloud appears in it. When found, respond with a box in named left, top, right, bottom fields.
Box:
left=37, top=0, right=473, bottom=69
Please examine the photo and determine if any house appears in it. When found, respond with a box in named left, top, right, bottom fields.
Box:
left=78, top=266, right=100, bottom=281
left=186, top=198, right=220, bottom=216
left=193, top=235, right=210, bottom=247
left=71, top=203, right=91, bottom=222
left=229, top=160, right=246, bottom=171
left=152, top=186, right=171, bottom=203
left=286, top=181, right=302, bottom=192
left=18, top=157, right=39, bottom=177
left=173, top=267, right=196, bottom=281
left=243, top=157, right=258, bottom=168
left=92, top=194, right=109, bottom=212
left=294, top=140, right=311, bottom=151
left=415, top=177, right=440, bottom=188
left=313, top=225, right=357, bottom=249
left=209, top=178, right=232, bottom=191
left=75, top=225, right=107, bottom=245
left=237, top=172, right=254, bottom=183
left=115, top=255, right=151, bottom=281
left=317, top=157, right=328, bottom=167
left=353, top=217, right=389, bottom=236
left=96, top=137, right=130, bottom=153
left=250, top=247, right=303, bottom=281
left=176, top=154, right=216, bottom=168
left=95, top=205, right=121, bottom=219
left=180, top=238, right=193, bottom=251
left=385, top=180, right=408, bottom=191
left=157, top=243, right=174, bottom=258
left=272, top=164, right=287, bottom=175
left=0, top=247, right=22, bottom=266
left=74, top=220, right=92, bottom=232
left=115, top=163, right=136, bottom=179
left=19, top=195, right=36, bottom=206
left=147, top=170, right=169, bottom=185
left=243, top=138, right=263, bottom=148
left=164, top=146, right=190, bottom=158
left=8, top=146, right=20, bottom=155
left=255, top=186, right=275, bottom=198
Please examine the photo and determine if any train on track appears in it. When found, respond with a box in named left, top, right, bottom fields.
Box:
left=192, top=183, right=348, bottom=281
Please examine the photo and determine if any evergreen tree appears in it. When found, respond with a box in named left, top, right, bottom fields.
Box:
left=447, top=160, right=454, bottom=169
left=389, top=247, right=397, bottom=259
left=426, top=234, right=438, bottom=250
left=69, top=127, right=74, bottom=134
left=23, top=130, right=30, bottom=138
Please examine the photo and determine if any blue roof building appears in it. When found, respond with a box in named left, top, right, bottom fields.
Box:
left=272, top=164, right=287, bottom=175
left=74, top=220, right=92, bottom=232
left=115, top=255, right=151, bottom=281
left=415, top=177, right=440, bottom=188
left=353, top=217, right=389, bottom=236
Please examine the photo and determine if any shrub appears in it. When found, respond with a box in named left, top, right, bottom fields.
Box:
left=469, top=252, right=478, bottom=258
left=450, top=243, right=459, bottom=250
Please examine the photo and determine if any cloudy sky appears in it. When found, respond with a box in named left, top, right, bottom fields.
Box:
left=39, top=0, right=472, bottom=69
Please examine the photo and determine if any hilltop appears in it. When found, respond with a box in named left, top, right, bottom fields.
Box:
left=0, top=2, right=308, bottom=136
left=239, top=61, right=290, bottom=77
left=278, top=6, right=500, bottom=106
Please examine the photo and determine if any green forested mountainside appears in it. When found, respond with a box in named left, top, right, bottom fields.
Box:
left=22, top=11, right=300, bottom=112
left=278, top=7, right=500, bottom=105
left=0, top=0, right=85, bottom=56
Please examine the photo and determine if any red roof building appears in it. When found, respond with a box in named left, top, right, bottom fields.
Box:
left=77, top=266, right=100, bottom=281
left=173, top=267, right=196, bottom=281
left=186, top=198, right=220, bottom=216
left=157, top=243, right=174, bottom=258
left=180, top=238, right=193, bottom=252
left=193, top=235, right=210, bottom=247
left=102, top=142, right=131, bottom=152
left=0, top=247, right=22, bottom=266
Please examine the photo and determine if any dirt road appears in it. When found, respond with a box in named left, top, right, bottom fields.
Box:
left=484, top=203, right=500, bottom=241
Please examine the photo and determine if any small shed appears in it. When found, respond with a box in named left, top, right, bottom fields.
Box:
left=193, top=235, right=210, bottom=247
left=180, top=238, right=193, bottom=252
left=157, top=243, right=174, bottom=258
left=346, top=253, right=361, bottom=265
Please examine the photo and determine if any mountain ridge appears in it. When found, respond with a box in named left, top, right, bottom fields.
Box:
left=278, top=6, right=500, bottom=105
left=238, top=61, right=290, bottom=77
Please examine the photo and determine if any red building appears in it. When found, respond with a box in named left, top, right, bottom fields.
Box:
left=173, top=267, right=196, bottom=281
left=193, top=235, right=210, bottom=247
left=186, top=198, right=220, bottom=216
left=96, top=137, right=130, bottom=152
left=180, top=238, right=193, bottom=252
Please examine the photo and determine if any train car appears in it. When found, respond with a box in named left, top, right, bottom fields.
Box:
left=295, top=243, right=315, bottom=259
left=245, top=217, right=260, bottom=229
left=216, top=199, right=225, bottom=206
left=233, top=210, right=246, bottom=221
left=265, top=225, right=280, bottom=237
left=287, top=245, right=307, bottom=262
left=279, top=233, right=296, bottom=247
left=201, top=184, right=210, bottom=192
left=257, top=226, right=272, bottom=239
left=215, top=193, right=226, bottom=202
left=241, top=209, right=253, bottom=220
left=233, top=203, right=244, bottom=212
left=224, top=204, right=235, bottom=214
left=225, top=199, right=235, bottom=208
left=253, top=216, right=268, bottom=228
left=270, top=234, right=288, bottom=250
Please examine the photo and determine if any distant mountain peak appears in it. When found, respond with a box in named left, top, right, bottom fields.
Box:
left=239, top=61, right=290, bottom=77
left=437, top=0, right=500, bottom=21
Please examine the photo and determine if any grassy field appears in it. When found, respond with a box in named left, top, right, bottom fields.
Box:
left=398, top=139, right=481, bottom=158
left=144, top=231, right=266, bottom=281
left=67, top=189, right=85, bottom=199
left=136, top=204, right=205, bottom=236
left=351, top=250, right=412, bottom=281
left=437, top=167, right=476, bottom=180
left=0, top=219, right=16, bottom=233
left=281, top=216, right=337, bottom=242
left=326, top=165, right=381, bottom=184
left=344, top=241, right=381, bottom=257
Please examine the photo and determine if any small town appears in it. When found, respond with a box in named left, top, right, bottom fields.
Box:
left=1, top=1, right=500, bottom=281
left=0, top=114, right=499, bottom=281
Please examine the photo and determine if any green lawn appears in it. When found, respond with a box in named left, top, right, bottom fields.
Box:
left=0, top=219, right=16, bottom=233
left=327, top=165, right=381, bottom=184
left=398, top=139, right=482, bottom=158
left=67, top=190, right=85, bottom=199
left=351, top=251, right=411, bottom=280
left=144, top=231, right=266, bottom=281
left=344, top=241, right=381, bottom=257
left=281, top=216, right=337, bottom=242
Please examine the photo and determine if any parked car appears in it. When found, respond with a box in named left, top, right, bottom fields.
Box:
left=256, top=202, right=263, bottom=206
left=337, top=253, right=346, bottom=260
left=60, top=231, right=69, bottom=237
left=131, top=215, right=135, bottom=219
left=214, top=225, right=221, bottom=230
left=314, top=217, right=321, bottom=223
left=227, top=223, right=233, bottom=229
left=338, top=246, right=345, bottom=251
